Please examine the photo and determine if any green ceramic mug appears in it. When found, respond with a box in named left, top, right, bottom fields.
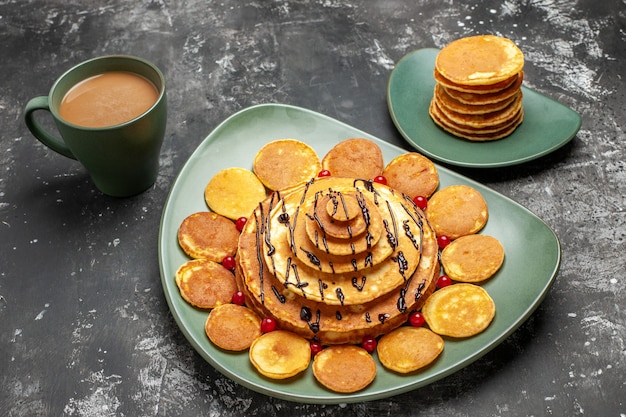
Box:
left=24, top=55, right=167, bottom=197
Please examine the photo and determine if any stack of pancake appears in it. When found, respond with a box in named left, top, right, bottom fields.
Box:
left=429, top=35, right=525, bottom=141
left=235, top=176, right=440, bottom=345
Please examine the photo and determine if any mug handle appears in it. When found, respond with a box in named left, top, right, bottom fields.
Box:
left=24, top=96, right=77, bottom=160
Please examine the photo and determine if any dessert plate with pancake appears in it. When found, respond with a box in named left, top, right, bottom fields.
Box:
left=158, top=104, right=560, bottom=403
left=387, top=47, right=582, bottom=168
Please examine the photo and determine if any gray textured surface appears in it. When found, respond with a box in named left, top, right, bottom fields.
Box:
left=1, top=0, right=624, bottom=416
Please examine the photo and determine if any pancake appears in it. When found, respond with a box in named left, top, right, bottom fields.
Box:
left=435, top=35, right=524, bottom=86
left=235, top=176, right=440, bottom=345
left=205, top=303, right=262, bottom=351
left=175, top=259, right=238, bottom=309
left=382, top=152, right=439, bottom=199
left=312, top=345, right=376, bottom=393
left=422, top=283, right=496, bottom=338
left=429, top=99, right=524, bottom=142
left=426, top=185, right=488, bottom=240
left=434, top=68, right=519, bottom=94
left=204, top=167, right=267, bottom=220
left=177, top=211, right=239, bottom=261
left=249, top=330, right=311, bottom=379
left=285, top=184, right=397, bottom=275
left=435, top=90, right=523, bottom=128
left=321, top=138, right=384, bottom=179
left=445, top=71, right=524, bottom=105
left=441, top=234, right=505, bottom=282
left=430, top=98, right=523, bottom=133
left=377, top=326, right=444, bottom=373
left=266, top=179, right=423, bottom=305
left=435, top=83, right=519, bottom=115
left=253, top=139, right=321, bottom=191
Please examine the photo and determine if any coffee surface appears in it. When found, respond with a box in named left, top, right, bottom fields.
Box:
left=59, top=71, right=159, bottom=128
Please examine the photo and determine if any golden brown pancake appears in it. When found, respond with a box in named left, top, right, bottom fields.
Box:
left=205, top=303, right=262, bottom=351
left=382, top=152, right=439, bottom=199
left=177, top=211, right=239, bottom=261
left=445, top=71, right=524, bottom=104
left=321, top=138, right=384, bottom=179
left=426, top=185, right=488, bottom=239
left=435, top=83, right=518, bottom=115
left=435, top=91, right=523, bottom=128
left=435, top=35, right=524, bottom=86
left=429, top=99, right=524, bottom=142
left=312, top=345, right=376, bottom=392
left=377, top=326, right=444, bottom=373
left=204, top=167, right=267, bottom=220
left=441, top=234, right=505, bottom=282
left=303, top=191, right=384, bottom=255
left=175, top=259, right=238, bottom=309
left=434, top=68, right=519, bottom=94
left=422, top=283, right=496, bottom=338
left=249, top=330, right=311, bottom=379
left=253, top=139, right=321, bottom=191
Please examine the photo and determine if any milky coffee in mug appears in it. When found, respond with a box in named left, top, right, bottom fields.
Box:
left=59, top=71, right=159, bottom=128
left=24, top=55, right=167, bottom=197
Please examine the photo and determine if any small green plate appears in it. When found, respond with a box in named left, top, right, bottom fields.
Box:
left=158, top=104, right=560, bottom=404
left=387, top=48, right=582, bottom=168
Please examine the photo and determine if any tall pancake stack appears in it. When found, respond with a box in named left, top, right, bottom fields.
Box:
left=236, top=176, right=440, bottom=345
left=429, top=35, right=525, bottom=141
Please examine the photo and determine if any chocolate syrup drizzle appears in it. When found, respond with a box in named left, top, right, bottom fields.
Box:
left=354, top=178, right=376, bottom=194
left=383, top=199, right=399, bottom=249
left=378, top=313, right=390, bottom=324
left=271, top=285, right=286, bottom=303
left=335, top=288, right=345, bottom=305
left=306, top=190, right=331, bottom=253
left=352, top=276, right=366, bottom=291
left=394, top=200, right=427, bottom=313
left=253, top=207, right=265, bottom=304
left=318, top=279, right=327, bottom=301
left=287, top=179, right=314, bottom=257
left=300, top=247, right=322, bottom=270
left=300, top=306, right=321, bottom=333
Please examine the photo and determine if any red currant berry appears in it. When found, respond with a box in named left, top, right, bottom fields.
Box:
left=231, top=291, right=245, bottom=306
left=361, top=336, right=377, bottom=353
left=437, top=235, right=451, bottom=250
left=261, top=317, right=277, bottom=333
left=310, top=341, right=323, bottom=357
left=318, top=169, right=331, bottom=177
left=235, top=216, right=247, bottom=232
left=413, top=195, right=428, bottom=210
left=373, top=175, right=387, bottom=185
left=408, top=311, right=425, bottom=327
left=437, top=275, right=452, bottom=289
left=221, top=255, right=236, bottom=271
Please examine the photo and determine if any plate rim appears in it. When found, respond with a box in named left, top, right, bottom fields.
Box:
left=158, top=103, right=561, bottom=403
left=387, top=48, right=582, bottom=168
